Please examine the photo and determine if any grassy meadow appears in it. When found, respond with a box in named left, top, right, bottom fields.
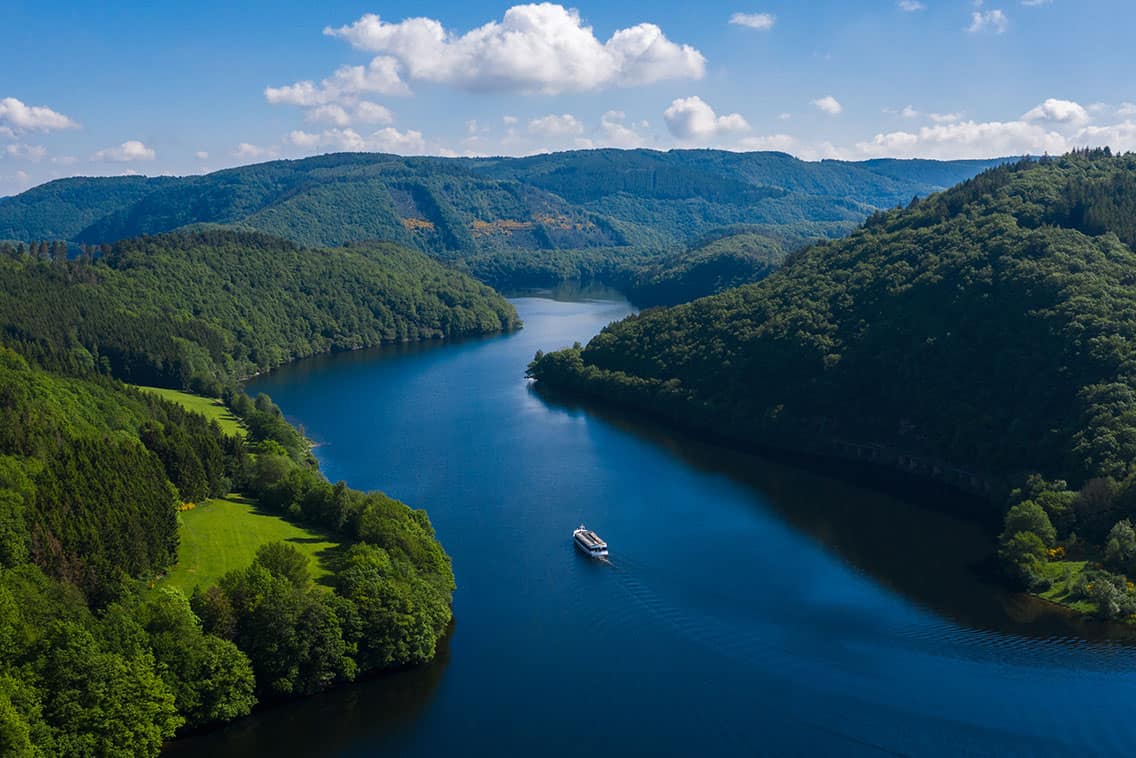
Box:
left=161, top=494, right=341, bottom=594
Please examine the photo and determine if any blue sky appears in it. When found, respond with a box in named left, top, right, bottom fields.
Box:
left=1, top=0, right=1133, bottom=195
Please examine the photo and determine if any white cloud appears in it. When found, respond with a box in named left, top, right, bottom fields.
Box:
left=0, top=97, right=79, bottom=132
left=1021, top=0, right=1050, bottom=6
left=778, top=112, right=792, bottom=121
left=663, top=96, right=749, bottom=140
left=855, top=120, right=1068, bottom=159
left=811, top=95, right=843, bottom=115
left=286, top=127, right=427, bottom=154
left=195, top=151, right=209, bottom=160
left=0, top=127, right=15, bottom=140
left=901, top=105, right=919, bottom=118
left=898, top=0, right=925, bottom=10
left=1075, top=122, right=1136, bottom=154
left=528, top=113, right=584, bottom=136
left=599, top=110, right=646, bottom=148
left=503, top=115, right=519, bottom=126
left=729, top=12, right=776, bottom=30
left=1118, top=103, right=1136, bottom=118
left=324, top=4, right=705, bottom=94
left=968, top=10, right=1009, bottom=34
left=234, top=142, right=276, bottom=160
left=4, top=144, right=48, bottom=162
left=266, top=57, right=408, bottom=106
left=929, top=112, right=963, bottom=123
left=92, top=140, right=156, bottom=162
left=303, top=101, right=394, bottom=127
left=1023, top=98, right=1090, bottom=126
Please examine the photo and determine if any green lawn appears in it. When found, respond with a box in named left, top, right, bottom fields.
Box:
left=134, top=385, right=245, bottom=437
left=1037, top=560, right=1097, bottom=615
left=160, top=494, right=341, bottom=594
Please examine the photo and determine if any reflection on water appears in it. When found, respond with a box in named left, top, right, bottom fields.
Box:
left=171, top=294, right=1136, bottom=757
left=534, top=383, right=1134, bottom=641
left=167, top=625, right=452, bottom=756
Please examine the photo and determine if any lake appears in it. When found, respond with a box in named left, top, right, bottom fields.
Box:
left=173, top=292, right=1136, bottom=756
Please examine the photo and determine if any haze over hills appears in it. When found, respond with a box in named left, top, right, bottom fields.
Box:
left=0, top=149, right=1010, bottom=260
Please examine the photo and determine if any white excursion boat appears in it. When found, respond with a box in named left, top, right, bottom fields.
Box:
left=573, top=524, right=608, bottom=558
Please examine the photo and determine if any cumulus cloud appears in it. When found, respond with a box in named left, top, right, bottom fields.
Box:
left=729, top=12, right=775, bottom=30
left=266, top=57, right=408, bottom=106
left=324, top=4, right=705, bottom=94
left=1022, top=98, right=1090, bottom=126
left=304, top=101, right=394, bottom=127
left=968, top=9, right=1009, bottom=34
left=92, top=140, right=156, bottom=162
left=234, top=143, right=277, bottom=160
left=855, top=120, right=1068, bottom=159
left=0, top=97, right=79, bottom=132
left=599, top=111, right=647, bottom=148
left=663, top=96, right=749, bottom=140
left=4, top=144, right=48, bottom=162
left=898, top=0, right=926, bottom=10
left=286, top=127, right=427, bottom=154
left=811, top=95, right=843, bottom=115
left=528, top=113, right=584, bottom=136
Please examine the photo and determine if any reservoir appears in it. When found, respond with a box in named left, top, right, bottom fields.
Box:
left=176, top=292, right=1136, bottom=756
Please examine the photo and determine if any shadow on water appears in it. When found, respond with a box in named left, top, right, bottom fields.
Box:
left=164, top=622, right=454, bottom=757
left=531, top=383, right=1136, bottom=643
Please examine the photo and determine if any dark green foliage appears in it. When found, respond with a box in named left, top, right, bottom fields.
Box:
left=531, top=151, right=1136, bottom=493
left=0, top=229, right=517, bottom=390
left=624, top=232, right=789, bottom=307
left=1103, top=520, right=1136, bottom=576
left=1001, top=502, right=1056, bottom=548
left=0, top=150, right=1009, bottom=290
left=132, top=589, right=257, bottom=729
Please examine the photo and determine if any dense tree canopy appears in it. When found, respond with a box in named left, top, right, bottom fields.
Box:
left=532, top=151, right=1136, bottom=491
left=0, top=150, right=1009, bottom=292
left=0, top=229, right=517, bottom=389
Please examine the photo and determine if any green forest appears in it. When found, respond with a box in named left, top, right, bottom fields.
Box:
left=529, top=150, right=1136, bottom=620
left=0, top=228, right=516, bottom=754
left=0, top=150, right=1008, bottom=293
left=0, top=229, right=517, bottom=391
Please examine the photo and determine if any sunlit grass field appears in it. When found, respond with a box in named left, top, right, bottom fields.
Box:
left=134, top=385, right=245, bottom=437
left=160, top=494, right=341, bottom=594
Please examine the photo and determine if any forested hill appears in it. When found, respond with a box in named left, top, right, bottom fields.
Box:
left=0, top=225, right=499, bottom=751
left=529, top=150, right=1136, bottom=499
left=0, top=229, right=518, bottom=391
left=0, top=150, right=1010, bottom=258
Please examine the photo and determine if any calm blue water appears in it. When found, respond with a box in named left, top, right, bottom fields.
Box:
left=176, top=295, right=1136, bottom=757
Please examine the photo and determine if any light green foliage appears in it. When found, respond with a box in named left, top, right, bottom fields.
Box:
left=998, top=531, right=1049, bottom=590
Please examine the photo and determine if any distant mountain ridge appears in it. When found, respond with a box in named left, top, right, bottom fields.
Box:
left=0, top=150, right=1013, bottom=258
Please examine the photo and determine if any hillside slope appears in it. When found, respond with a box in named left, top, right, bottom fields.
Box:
left=0, top=229, right=518, bottom=390
left=529, top=151, right=1136, bottom=496
left=0, top=151, right=1010, bottom=261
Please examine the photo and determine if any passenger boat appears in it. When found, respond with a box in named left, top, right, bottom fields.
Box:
left=573, top=524, right=608, bottom=557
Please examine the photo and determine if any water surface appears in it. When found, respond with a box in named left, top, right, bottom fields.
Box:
left=176, top=294, right=1136, bottom=756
